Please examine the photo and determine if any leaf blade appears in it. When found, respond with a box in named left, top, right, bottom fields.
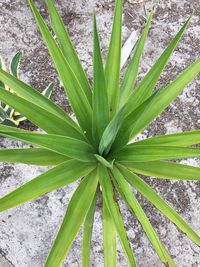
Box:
left=45, top=0, right=92, bottom=104
left=28, top=0, right=93, bottom=140
left=0, top=160, right=95, bottom=212
left=0, top=89, right=85, bottom=140
left=117, top=163, right=200, bottom=246
left=82, top=192, right=97, bottom=267
left=45, top=169, right=98, bottom=267
left=92, top=13, right=109, bottom=144
left=112, top=166, right=176, bottom=266
left=119, top=10, right=153, bottom=107
left=105, top=0, right=122, bottom=116
left=124, top=15, right=192, bottom=116
left=103, top=198, right=117, bottom=267
left=0, top=148, right=69, bottom=166
left=98, top=164, right=136, bottom=266
left=123, top=161, right=200, bottom=180
left=116, top=145, right=200, bottom=162
left=0, top=131, right=95, bottom=162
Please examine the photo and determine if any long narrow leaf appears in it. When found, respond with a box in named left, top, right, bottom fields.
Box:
left=119, top=10, right=153, bottom=107
left=98, top=164, right=136, bottom=266
left=45, top=169, right=98, bottom=267
left=103, top=198, right=117, bottom=267
left=124, top=16, right=192, bottom=116
left=116, top=145, right=200, bottom=162
left=117, top=164, right=200, bottom=246
left=112, top=166, right=176, bottom=266
left=0, top=160, right=95, bottom=212
left=45, top=0, right=92, bottom=104
left=28, top=0, right=93, bottom=140
left=82, top=192, right=97, bottom=267
left=0, top=89, right=85, bottom=140
left=112, top=57, right=200, bottom=151
left=0, top=69, right=77, bottom=128
left=0, top=131, right=95, bottom=162
left=105, top=0, right=122, bottom=116
left=133, top=130, right=200, bottom=147
left=0, top=148, right=68, bottom=166
left=92, top=13, right=109, bottom=144
left=123, top=161, right=200, bottom=180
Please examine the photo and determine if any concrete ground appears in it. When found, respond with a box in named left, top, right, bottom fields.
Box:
left=0, top=0, right=200, bottom=266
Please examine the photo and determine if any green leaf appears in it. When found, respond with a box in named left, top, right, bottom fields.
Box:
left=103, top=198, right=117, bottom=267
left=42, top=82, right=54, bottom=99
left=0, top=148, right=69, bottom=166
left=94, top=154, right=114, bottom=170
left=133, top=130, right=200, bottom=147
left=119, top=10, right=153, bottom=108
left=82, top=192, right=97, bottom=267
left=117, top=163, right=200, bottom=246
left=45, top=0, right=92, bottom=105
left=0, top=131, right=95, bottom=162
left=45, top=169, right=98, bottom=267
left=123, top=161, right=200, bottom=180
left=0, top=56, right=6, bottom=89
left=0, top=89, right=85, bottom=140
left=10, top=52, right=21, bottom=77
left=112, top=166, right=176, bottom=267
left=112, top=57, right=200, bottom=151
left=99, top=106, right=126, bottom=156
left=92, top=13, right=109, bottom=144
left=124, top=15, right=192, bottom=117
left=0, top=159, right=95, bottom=212
left=116, top=145, right=200, bottom=162
left=28, top=0, right=93, bottom=140
left=98, top=164, right=136, bottom=266
left=105, top=0, right=122, bottom=116
left=0, top=69, right=78, bottom=128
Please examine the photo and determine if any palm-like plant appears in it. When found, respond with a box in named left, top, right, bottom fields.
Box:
left=0, top=0, right=200, bottom=266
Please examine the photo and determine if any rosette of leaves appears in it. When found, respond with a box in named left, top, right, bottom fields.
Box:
left=0, top=0, right=200, bottom=266
left=0, top=52, right=54, bottom=126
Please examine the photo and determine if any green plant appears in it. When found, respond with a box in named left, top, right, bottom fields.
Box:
left=0, top=0, right=200, bottom=266
left=0, top=52, right=54, bottom=126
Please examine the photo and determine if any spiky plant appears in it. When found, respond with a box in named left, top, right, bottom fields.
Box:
left=0, top=52, right=54, bottom=127
left=0, top=0, right=200, bottom=266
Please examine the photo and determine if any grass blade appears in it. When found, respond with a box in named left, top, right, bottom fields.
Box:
left=82, top=192, right=97, bottom=267
left=117, top=163, right=200, bottom=246
left=124, top=16, right=192, bottom=116
left=92, top=13, right=110, bottom=144
left=0, top=89, right=85, bottom=140
left=28, top=0, right=93, bottom=140
left=112, top=57, right=200, bottom=151
left=0, top=148, right=69, bottom=166
left=105, top=0, right=122, bottom=116
left=45, top=0, right=92, bottom=104
left=112, top=167, right=176, bottom=267
left=103, top=198, right=117, bottom=267
left=123, top=161, right=200, bottom=180
left=116, top=145, right=200, bottom=162
left=133, top=130, right=200, bottom=147
left=0, top=160, right=95, bottom=212
left=98, top=164, right=136, bottom=266
left=0, top=131, right=95, bottom=162
left=45, top=169, right=98, bottom=267
left=120, top=10, right=153, bottom=107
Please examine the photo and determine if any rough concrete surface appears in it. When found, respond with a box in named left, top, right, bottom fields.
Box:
left=0, top=0, right=200, bottom=266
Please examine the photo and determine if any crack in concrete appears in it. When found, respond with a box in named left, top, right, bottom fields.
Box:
left=0, top=248, right=15, bottom=267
